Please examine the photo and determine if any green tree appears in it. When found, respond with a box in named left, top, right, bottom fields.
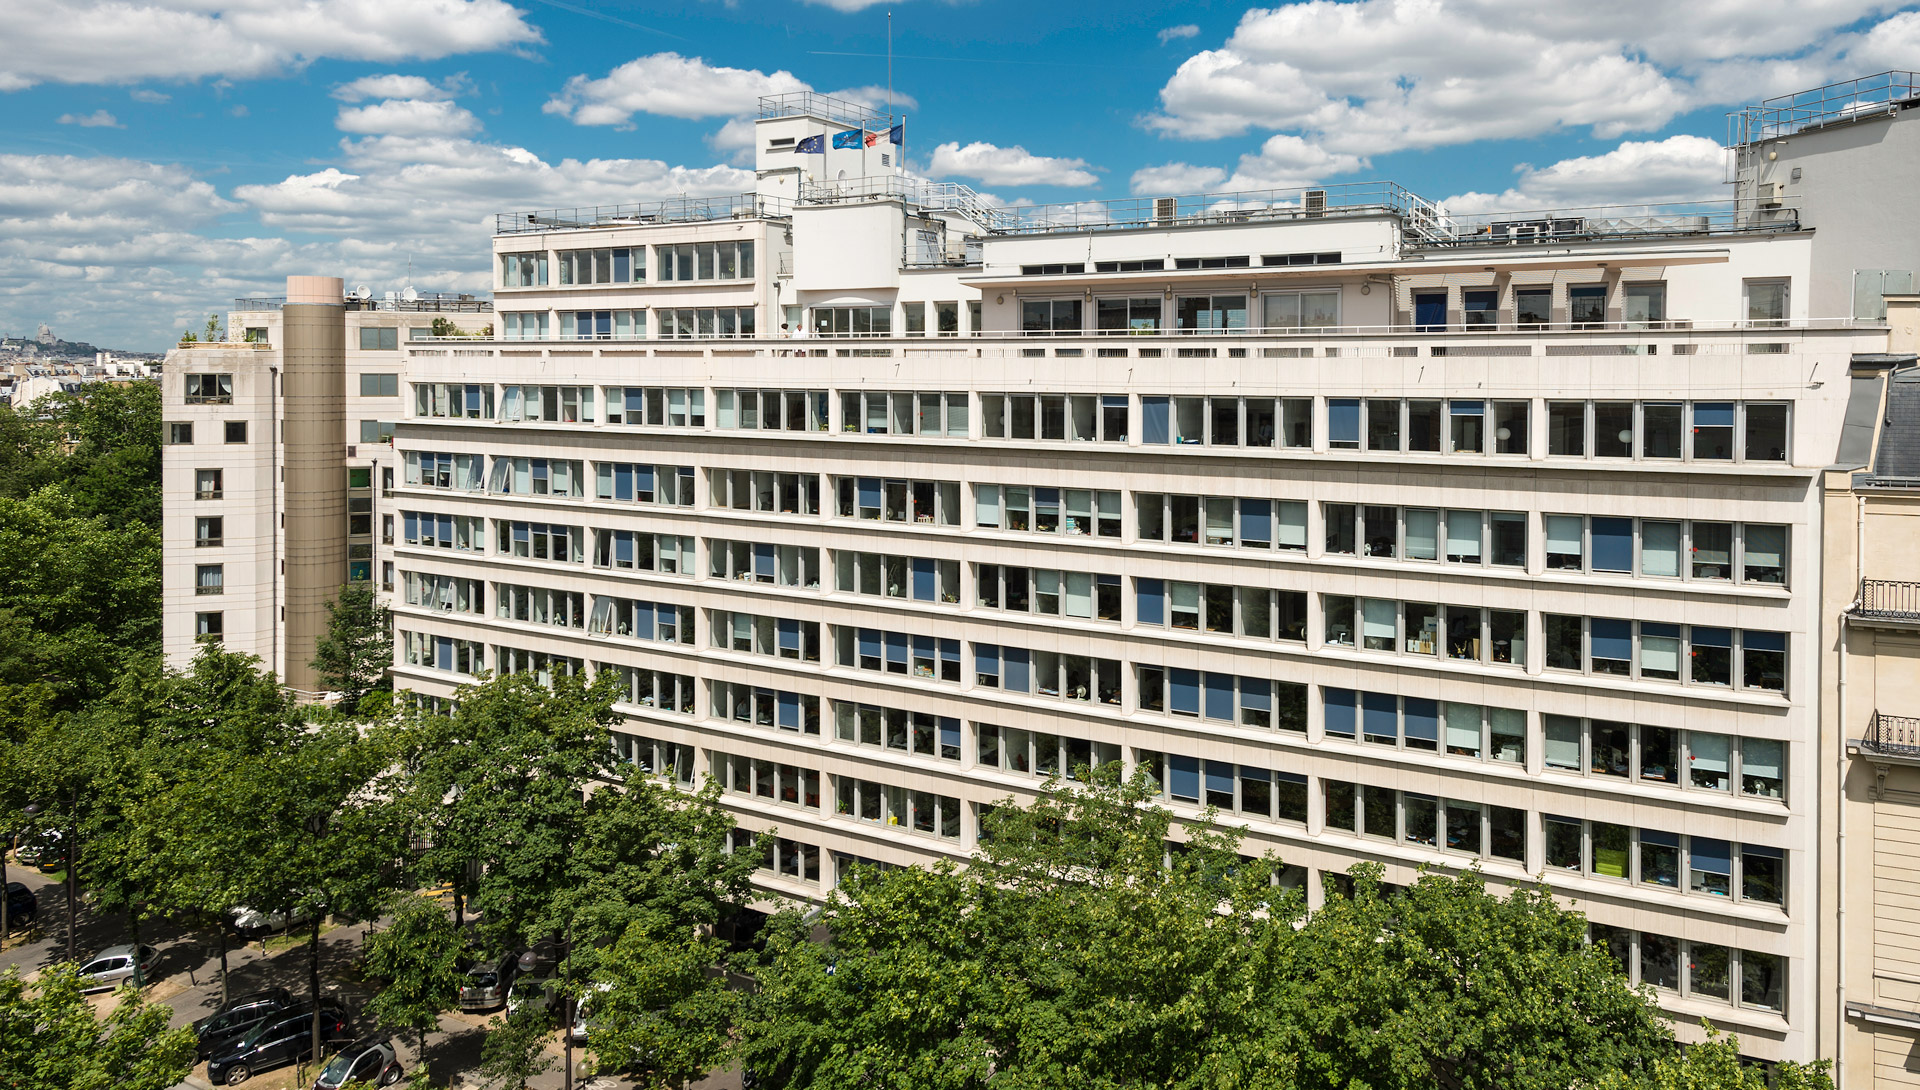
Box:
left=89, top=647, right=303, bottom=1004
left=1595, top=1025, right=1833, bottom=1090
left=476, top=1006, right=556, bottom=1090
left=0, top=964, right=197, bottom=1090
left=587, top=924, right=742, bottom=1088
left=741, top=769, right=1713, bottom=1090
left=0, top=488, right=160, bottom=709
left=310, top=581, right=392, bottom=712
left=364, top=893, right=467, bottom=1054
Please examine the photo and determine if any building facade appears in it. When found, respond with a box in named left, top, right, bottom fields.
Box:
left=1823, top=297, right=1920, bottom=1087
left=161, top=281, right=490, bottom=694
left=160, top=76, right=1920, bottom=1070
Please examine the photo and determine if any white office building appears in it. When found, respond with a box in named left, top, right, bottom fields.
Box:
left=164, top=76, right=1920, bottom=1068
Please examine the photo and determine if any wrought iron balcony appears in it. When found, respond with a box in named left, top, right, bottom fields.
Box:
left=1862, top=712, right=1920, bottom=758
left=1858, top=579, right=1920, bottom=621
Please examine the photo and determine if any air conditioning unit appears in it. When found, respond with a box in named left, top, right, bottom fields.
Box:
left=1756, top=182, right=1782, bottom=207
left=1153, top=197, right=1177, bottom=225
left=1304, top=189, right=1327, bottom=217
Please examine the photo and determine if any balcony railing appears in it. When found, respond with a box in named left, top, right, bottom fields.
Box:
left=1862, top=712, right=1920, bottom=758
left=1859, top=579, right=1920, bottom=620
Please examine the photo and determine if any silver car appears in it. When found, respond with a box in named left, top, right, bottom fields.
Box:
left=77, top=943, right=160, bottom=993
left=312, top=1037, right=403, bottom=1089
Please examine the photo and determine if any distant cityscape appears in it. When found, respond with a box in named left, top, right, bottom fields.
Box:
left=0, top=323, right=162, bottom=407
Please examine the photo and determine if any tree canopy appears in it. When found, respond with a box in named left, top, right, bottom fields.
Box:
left=311, top=581, right=392, bottom=712
left=0, top=965, right=197, bottom=1090
left=737, top=768, right=1831, bottom=1090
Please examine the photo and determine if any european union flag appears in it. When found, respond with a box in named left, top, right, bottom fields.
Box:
left=794, top=134, right=824, bottom=154
left=831, top=129, right=864, bottom=149
left=887, top=122, right=903, bottom=145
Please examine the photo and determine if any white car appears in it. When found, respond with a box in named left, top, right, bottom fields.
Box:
left=77, top=944, right=160, bottom=993
left=569, top=981, right=613, bottom=1043
left=229, top=905, right=314, bottom=938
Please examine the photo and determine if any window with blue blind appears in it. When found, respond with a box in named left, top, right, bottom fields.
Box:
left=403, top=512, right=417, bottom=540
left=1363, top=691, right=1398, bottom=743
left=1204, top=673, right=1235, bottom=722
left=940, top=719, right=961, bottom=757
left=1329, top=398, right=1360, bottom=448
left=1142, top=397, right=1171, bottom=444
left=857, top=477, right=882, bottom=510
left=778, top=619, right=802, bottom=654
left=1168, top=754, right=1201, bottom=802
left=885, top=632, right=908, bottom=669
left=1137, top=578, right=1165, bottom=625
left=857, top=628, right=881, bottom=668
left=976, top=644, right=1000, bottom=686
left=1325, top=687, right=1356, bottom=738
left=777, top=691, right=801, bottom=730
left=1240, top=498, right=1271, bottom=546
left=1403, top=698, right=1439, bottom=750
left=435, top=636, right=453, bottom=671
left=1592, top=517, right=1633, bottom=573
left=1205, top=761, right=1235, bottom=807
left=754, top=545, right=776, bottom=581
left=911, top=558, right=935, bottom=600
left=1004, top=648, right=1031, bottom=693
left=1170, top=668, right=1200, bottom=717
left=1591, top=618, right=1633, bottom=672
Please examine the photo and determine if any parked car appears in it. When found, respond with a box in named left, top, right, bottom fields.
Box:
left=568, top=981, right=613, bottom=1044
left=3, top=882, right=36, bottom=929
left=191, top=988, right=295, bottom=1061
left=505, top=975, right=559, bottom=1021
left=457, top=952, right=519, bottom=1011
left=229, top=905, right=315, bottom=938
left=76, top=943, right=160, bottom=993
left=206, top=1005, right=352, bottom=1086
left=312, top=1036, right=403, bottom=1089
left=14, top=829, right=61, bottom=868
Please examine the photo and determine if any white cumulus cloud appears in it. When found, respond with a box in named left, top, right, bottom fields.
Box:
left=331, top=72, right=472, bottom=102
left=58, top=110, right=124, bottom=128
left=1131, top=135, right=1366, bottom=195
left=545, top=53, right=809, bottom=126
left=1144, top=0, right=1914, bottom=154
left=0, top=0, right=541, bottom=91
left=129, top=89, right=170, bottom=104
left=1443, top=134, right=1729, bottom=214
left=928, top=141, right=1099, bottom=187
left=336, top=98, right=482, bottom=137
left=1158, top=24, right=1200, bottom=44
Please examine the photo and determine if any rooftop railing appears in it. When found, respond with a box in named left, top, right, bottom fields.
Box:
left=987, top=181, right=1441, bottom=240
left=495, top=194, right=791, bottom=235
left=1731, top=71, right=1920, bottom=144
left=1859, top=579, right=1920, bottom=621
left=232, top=294, right=492, bottom=313
left=1422, top=198, right=1798, bottom=248
left=759, top=91, right=889, bottom=127
left=1862, top=712, right=1920, bottom=758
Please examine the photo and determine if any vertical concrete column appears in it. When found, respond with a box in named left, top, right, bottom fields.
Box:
left=280, top=275, right=347, bottom=695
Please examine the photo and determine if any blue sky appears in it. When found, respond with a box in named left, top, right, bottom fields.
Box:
left=4, top=0, right=1918, bottom=349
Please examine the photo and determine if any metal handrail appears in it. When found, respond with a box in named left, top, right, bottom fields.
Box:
left=1864, top=712, right=1920, bottom=757
left=1732, top=71, right=1920, bottom=144
left=1859, top=579, right=1920, bottom=620
left=495, top=194, right=792, bottom=235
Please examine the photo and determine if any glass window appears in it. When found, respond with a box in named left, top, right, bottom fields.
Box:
left=1746, top=280, right=1788, bottom=325
left=1449, top=400, right=1484, bottom=453
left=1329, top=399, right=1360, bottom=449
left=1548, top=401, right=1585, bottom=456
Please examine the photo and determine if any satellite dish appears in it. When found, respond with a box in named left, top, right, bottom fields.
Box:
left=352, top=284, right=370, bottom=300
left=401, top=286, right=418, bottom=302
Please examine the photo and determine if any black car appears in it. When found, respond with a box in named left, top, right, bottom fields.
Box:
left=191, top=988, right=295, bottom=1061
left=3, top=883, right=35, bottom=930
left=205, top=1005, right=352, bottom=1085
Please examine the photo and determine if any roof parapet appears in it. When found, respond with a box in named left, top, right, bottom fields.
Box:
left=495, top=194, right=792, bottom=236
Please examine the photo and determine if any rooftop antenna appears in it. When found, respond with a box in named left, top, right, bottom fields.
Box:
left=887, top=11, right=893, bottom=120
